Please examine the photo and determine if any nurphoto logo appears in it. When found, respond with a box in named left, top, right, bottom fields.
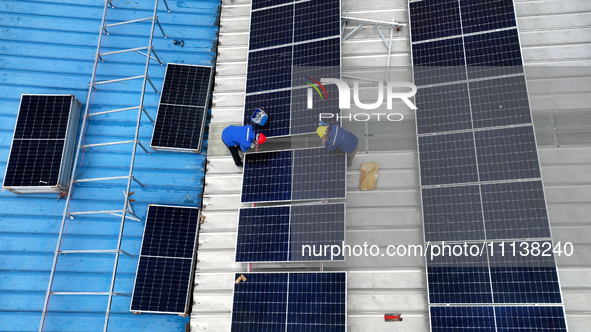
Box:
left=306, top=77, right=417, bottom=122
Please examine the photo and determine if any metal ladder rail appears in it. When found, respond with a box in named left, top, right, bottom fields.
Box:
left=103, top=0, right=164, bottom=330
left=38, top=1, right=169, bottom=331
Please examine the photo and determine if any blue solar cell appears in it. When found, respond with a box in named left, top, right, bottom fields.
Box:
left=293, top=37, right=341, bottom=68
left=236, top=204, right=345, bottom=262
left=418, top=132, right=479, bottom=186
left=4, top=139, right=65, bottom=187
left=231, top=273, right=289, bottom=332
left=412, top=38, right=467, bottom=86
left=140, top=206, right=200, bottom=259
left=287, top=272, right=346, bottom=331
left=489, top=241, right=562, bottom=304
left=430, top=306, right=496, bottom=332
left=465, top=29, right=523, bottom=79
left=151, top=105, right=206, bottom=150
left=241, top=150, right=293, bottom=202
left=246, top=45, right=293, bottom=93
left=249, top=5, right=294, bottom=50
left=469, top=75, right=532, bottom=129
left=460, top=0, right=517, bottom=34
left=14, top=95, right=72, bottom=139
left=244, top=90, right=291, bottom=137
left=495, top=306, right=567, bottom=331
left=289, top=84, right=340, bottom=136
left=481, top=181, right=551, bottom=241
left=231, top=272, right=346, bottom=331
left=422, top=185, right=485, bottom=242
left=427, top=245, right=493, bottom=304
left=159, top=64, right=212, bottom=107
left=251, top=0, right=293, bottom=11
left=475, top=126, right=541, bottom=182
left=409, top=0, right=462, bottom=42
left=290, top=203, right=346, bottom=261
left=294, top=0, right=340, bottom=43
left=236, top=206, right=290, bottom=262
left=130, top=256, right=192, bottom=313
left=415, top=83, right=472, bottom=134
left=292, top=148, right=346, bottom=200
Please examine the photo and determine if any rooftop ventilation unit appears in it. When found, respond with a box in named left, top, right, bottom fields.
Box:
left=3, top=94, right=82, bottom=194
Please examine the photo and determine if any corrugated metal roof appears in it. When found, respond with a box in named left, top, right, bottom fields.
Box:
left=195, top=0, right=591, bottom=331
left=0, top=0, right=220, bottom=331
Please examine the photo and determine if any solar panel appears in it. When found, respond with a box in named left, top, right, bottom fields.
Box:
left=249, top=5, right=294, bottom=50
left=412, top=38, right=467, bottom=86
left=495, top=306, right=567, bottom=331
left=158, top=64, right=212, bottom=107
left=287, top=272, right=347, bottom=329
left=292, top=148, right=346, bottom=200
left=408, top=0, right=462, bottom=43
left=3, top=94, right=81, bottom=194
left=290, top=204, right=346, bottom=261
left=294, top=0, right=340, bottom=43
left=138, top=205, right=200, bottom=258
left=241, top=150, right=293, bottom=203
left=241, top=148, right=346, bottom=203
left=475, top=126, right=541, bottom=182
left=418, top=132, right=478, bottom=186
left=151, top=105, right=207, bottom=150
left=13, top=95, right=72, bottom=139
left=131, top=205, right=200, bottom=314
left=430, top=306, right=496, bottom=332
left=422, top=185, right=485, bottom=242
left=245, top=45, right=293, bottom=94
left=430, top=306, right=568, bottom=331
left=459, top=0, right=517, bottom=34
left=481, top=180, right=551, bottom=240
left=469, top=75, right=532, bottom=128
left=244, top=0, right=341, bottom=137
left=410, top=1, right=566, bottom=328
left=427, top=244, right=493, bottom=304
left=231, top=273, right=289, bottom=331
left=231, top=272, right=346, bottom=331
left=465, top=29, right=524, bottom=79
left=489, top=241, right=562, bottom=304
left=415, top=83, right=472, bottom=134
left=236, top=206, right=291, bottom=262
left=235, top=203, right=346, bottom=263
left=130, top=256, right=192, bottom=314
left=151, top=64, right=213, bottom=152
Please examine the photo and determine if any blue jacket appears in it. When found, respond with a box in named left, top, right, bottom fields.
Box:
left=324, top=124, right=358, bottom=153
left=222, top=125, right=255, bottom=152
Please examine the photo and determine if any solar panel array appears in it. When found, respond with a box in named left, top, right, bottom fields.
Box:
left=409, top=0, right=567, bottom=329
left=131, top=205, right=200, bottom=314
left=151, top=64, right=213, bottom=153
left=231, top=272, right=346, bottom=332
left=3, top=95, right=80, bottom=193
left=241, top=147, right=346, bottom=203
left=236, top=203, right=345, bottom=262
left=243, top=0, right=341, bottom=137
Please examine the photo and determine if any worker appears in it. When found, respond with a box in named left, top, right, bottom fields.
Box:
left=221, top=125, right=266, bottom=167
left=317, top=122, right=359, bottom=167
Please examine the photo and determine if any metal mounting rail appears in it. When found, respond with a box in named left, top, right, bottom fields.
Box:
left=59, top=249, right=135, bottom=257
left=341, top=14, right=405, bottom=82
left=38, top=1, right=169, bottom=331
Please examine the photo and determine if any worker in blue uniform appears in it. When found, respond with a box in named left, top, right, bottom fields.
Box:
left=317, top=123, right=359, bottom=167
left=221, top=125, right=266, bottom=167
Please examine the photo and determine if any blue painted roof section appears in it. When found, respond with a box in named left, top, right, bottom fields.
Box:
left=0, top=0, right=219, bottom=331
